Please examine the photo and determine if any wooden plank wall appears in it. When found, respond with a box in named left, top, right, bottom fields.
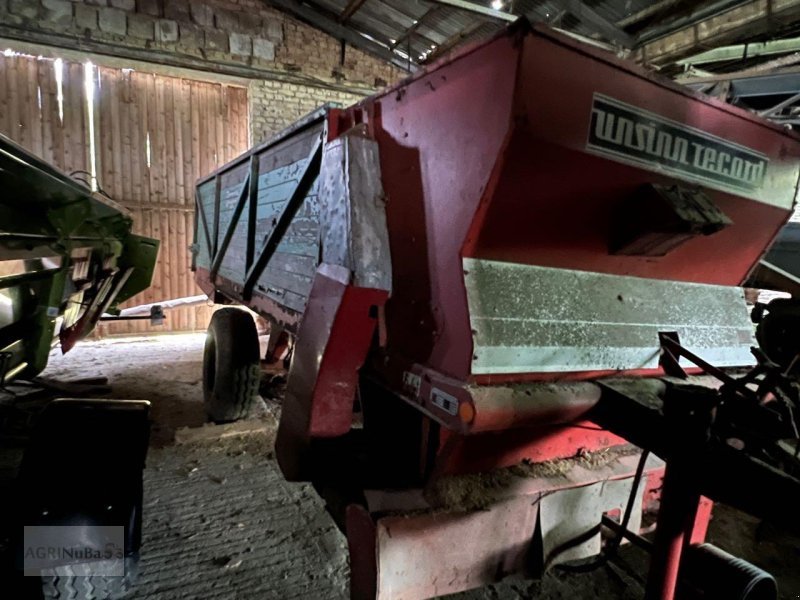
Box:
left=0, top=54, right=88, bottom=178
left=94, top=68, right=249, bottom=335
left=0, top=53, right=250, bottom=335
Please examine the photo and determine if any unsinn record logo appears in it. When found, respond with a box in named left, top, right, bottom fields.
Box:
left=588, top=94, right=768, bottom=193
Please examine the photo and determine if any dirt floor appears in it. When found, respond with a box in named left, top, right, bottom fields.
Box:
left=11, top=334, right=799, bottom=599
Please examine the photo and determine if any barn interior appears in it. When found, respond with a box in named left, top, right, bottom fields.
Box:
left=3, top=1, right=800, bottom=599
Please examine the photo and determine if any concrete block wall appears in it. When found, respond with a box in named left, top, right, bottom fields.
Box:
left=249, top=79, right=365, bottom=144
left=0, top=0, right=406, bottom=143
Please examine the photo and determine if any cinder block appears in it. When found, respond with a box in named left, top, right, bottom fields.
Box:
left=155, top=19, right=178, bottom=43
left=230, top=32, right=252, bottom=57
left=9, top=0, right=38, bottom=19
left=110, top=0, right=134, bottom=10
left=215, top=8, right=237, bottom=31
left=164, top=0, right=189, bottom=22
left=179, top=23, right=203, bottom=49
left=253, top=38, right=275, bottom=62
left=42, top=0, right=72, bottom=26
left=75, top=4, right=97, bottom=30
left=128, top=13, right=154, bottom=40
left=205, top=28, right=228, bottom=52
left=263, top=19, right=283, bottom=44
left=84, top=0, right=107, bottom=6
left=189, top=2, right=213, bottom=28
left=137, top=0, right=159, bottom=17
left=98, top=6, right=126, bottom=35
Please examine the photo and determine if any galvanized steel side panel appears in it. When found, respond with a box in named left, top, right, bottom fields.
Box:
left=464, top=258, right=755, bottom=375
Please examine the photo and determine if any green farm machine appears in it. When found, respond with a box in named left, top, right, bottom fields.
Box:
left=0, top=133, right=158, bottom=383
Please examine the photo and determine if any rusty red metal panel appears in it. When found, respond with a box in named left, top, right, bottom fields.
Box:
left=276, top=264, right=387, bottom=480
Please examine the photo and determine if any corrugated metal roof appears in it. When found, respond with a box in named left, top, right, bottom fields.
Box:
left=279, top=1, right=774, bottom=72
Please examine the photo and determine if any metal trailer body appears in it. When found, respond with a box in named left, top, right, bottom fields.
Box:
left=194, top=22, right=800, bottom=600
left=0, top=135, right=159, bottom=383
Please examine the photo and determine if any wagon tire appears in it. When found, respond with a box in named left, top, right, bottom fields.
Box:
left=39, top=555, right=139, bottom=600
left=203, top=308, right=261, bottom=423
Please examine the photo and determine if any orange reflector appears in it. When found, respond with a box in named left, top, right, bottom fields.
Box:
left=459, top=401, right=475, bottom=424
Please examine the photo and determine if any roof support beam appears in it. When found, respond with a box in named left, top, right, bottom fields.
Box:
left=425, top=0, right=516, bottom=22
left=677, top=36, right=800, bottom=66
left=422, top=20, right=485, bottom=64
left=390, top=6, right=441, bottom=51
left=548, top=0, right=635, bottom=47
left=636, top=0, right=800, bottom=66
left=616, top=0, right=682, bottom=28
left=339, top=0, right=368, bottom=23
left=268, top=0, right=413, bottom=71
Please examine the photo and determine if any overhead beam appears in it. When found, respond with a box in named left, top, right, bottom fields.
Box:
left=616, top=0, right=682, bottom=28
left=425, top=0, right=517, bottom=22
left=268, top=0, right=413, bottom=71
left=636, top=0, right=752, bottom=45
left=550, top=0, right=635, bottom=48
left=636, top=0, right=800, bottom=66
left=339, top=0, right=368, bottom=23
left=422, top=20, right=485, bottom=64
left=390, top=6, right=441, bottom=51
left=677, top=36, right=800, bottom=66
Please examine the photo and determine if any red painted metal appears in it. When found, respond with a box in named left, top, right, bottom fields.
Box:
left=645, top=462, right=702, bottom=600
left=195, top=19, right=800, bottom=598
left=276, top=264, right=388, bottom=481
left=348, top=23, right=800, bottom=383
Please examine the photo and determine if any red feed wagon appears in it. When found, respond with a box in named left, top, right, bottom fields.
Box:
left=194, top=20, right=800, bottom=600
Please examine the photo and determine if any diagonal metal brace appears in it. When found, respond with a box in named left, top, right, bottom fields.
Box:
left=243, top=136, right=323, bottom=299
left=209, top=170, right=251, bottom=280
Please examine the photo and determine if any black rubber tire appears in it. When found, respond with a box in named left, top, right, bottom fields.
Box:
left=39, top=555, right=139, bottom=599
left=203, top=308, right=261, bottom=423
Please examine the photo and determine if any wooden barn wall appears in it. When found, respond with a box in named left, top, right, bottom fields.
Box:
left=0, top=54, right=88, bottom=178
left=0, top=53, right=250, bottom=335
left=94, top=68, right=249, bottom=335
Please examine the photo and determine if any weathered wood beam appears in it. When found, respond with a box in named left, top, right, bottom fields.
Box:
left=422, top=20, right=485, bottom=64
left=616, top=0, right=683, bottom=28
left=548, top=0, right=635, bottom=47
left=339, top=0, right=368, bottom=23
left=0, top=25, right=379, bottom=93
left=390, top=7, right=441, bottom=51
left=636, top=0, right=800, bottom=66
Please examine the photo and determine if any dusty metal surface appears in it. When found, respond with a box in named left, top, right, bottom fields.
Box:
left=464, top=258, right=755, bottom=374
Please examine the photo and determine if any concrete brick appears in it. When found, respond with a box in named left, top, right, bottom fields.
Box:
left=137, top=0, right=159, bottom=17
left=229, top=32, right=251, bottom=57
left=263, top=19, right=283, bottom=44
left=85, top=0, right=107, bottom=6
left=214, top=8, right=237, bottom=31
left=110, top=0, right=135, bottom=10
left=178, top=22, right=203, bottom=49
left=42, top=0, right=72, bottom=26
left=204, top=28, right=228, bottom=52
left=189, top=2, right=213, bottom=28
left=127, top=13, right=154, bottom=40
left=74, top=4, right=97, bottom=30
left=164, top=0, right=188, bottom=22
left=9, top=0, right=38, bottom=19
left=98, top=6, right=126, bottom=35
left=253, top=37, right=274, bottom=62
left=155, top=18, right=178, bottom=43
